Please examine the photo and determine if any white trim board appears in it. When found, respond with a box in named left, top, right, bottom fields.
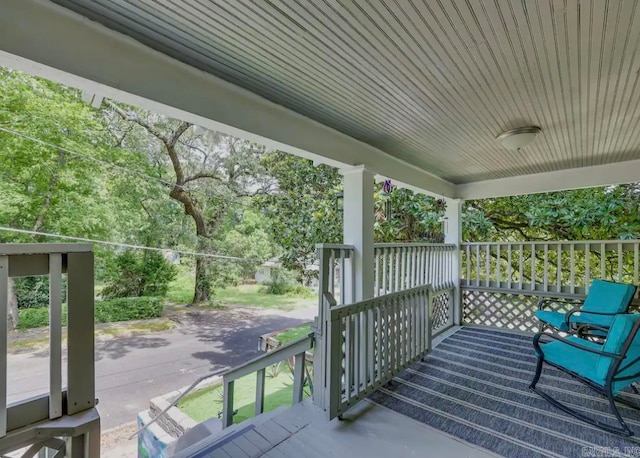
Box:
left=456, top=159, right=640, bottom=199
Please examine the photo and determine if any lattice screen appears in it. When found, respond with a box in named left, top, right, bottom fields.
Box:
left=462, top=288, right=583, bottom=333
left=431, top=290, right=451, bottom=334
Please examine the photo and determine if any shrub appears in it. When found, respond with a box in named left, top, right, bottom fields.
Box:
left=94, top=297, right=164, bottom=323
left=18, top=307, right=62, bottom=329
left=262, top=268, right=297, bottom=295
left=17, top=297, right=164, bottom=329
left=284, top=285, right=314, bottom=297
left=101, top=250, right=177, bottom=299
left=13, top=276, right=67, bottom=308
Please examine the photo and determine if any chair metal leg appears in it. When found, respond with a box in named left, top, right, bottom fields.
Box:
left=529, top=356, right=543, bottom=390
left=607, top=389, right=633, bottom=436
left=530, top=359, right=635, bottom=436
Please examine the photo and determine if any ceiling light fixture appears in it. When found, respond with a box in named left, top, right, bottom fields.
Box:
left=496, top=126, right=542, bottom=150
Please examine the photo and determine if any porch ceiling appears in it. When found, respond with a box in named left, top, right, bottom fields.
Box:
left=51, top=0, right=640, bottom=186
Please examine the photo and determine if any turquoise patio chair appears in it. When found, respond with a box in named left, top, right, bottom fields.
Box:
left=530, top=314, right=640, bottom=435
left=534, top=279, right=636, bottom=334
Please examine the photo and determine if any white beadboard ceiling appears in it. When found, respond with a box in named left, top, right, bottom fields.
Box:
left=52, top=0, right=640, bottom=185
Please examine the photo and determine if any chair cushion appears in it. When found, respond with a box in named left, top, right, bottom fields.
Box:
left=582, top=279, right=636, bottom=314
left=541, top=336, right=606, bottom=386
left=539, top=314, right=640, bottom=395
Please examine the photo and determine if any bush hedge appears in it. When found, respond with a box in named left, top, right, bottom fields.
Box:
left=14, top=276, right=67, bottom=308
left=17, top=297, right=164, bottom=330
left=94, top=297, right=164, bottom=323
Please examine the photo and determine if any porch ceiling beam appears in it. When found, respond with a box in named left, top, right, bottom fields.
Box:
left=0, top=0, right=456, bottom=198
left=456, top=159, right=640, bottom=199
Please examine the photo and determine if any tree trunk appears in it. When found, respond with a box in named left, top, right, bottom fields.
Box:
left=7, top=278, right=18, bottom=330
left=33, top=151, right=64, bottom=233
left=193, top=257, right=211, bottom=304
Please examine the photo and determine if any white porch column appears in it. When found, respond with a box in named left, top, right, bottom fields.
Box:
left=341, top=166, right=375, bottom=302
left=444, top=198, right=463, bottom=325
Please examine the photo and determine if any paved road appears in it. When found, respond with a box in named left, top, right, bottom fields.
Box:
left=7, top=306, right=314, bottom=429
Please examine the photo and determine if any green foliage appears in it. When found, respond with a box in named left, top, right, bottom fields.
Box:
left=17, top=297, right=164, bottom=329
left=94, top=297, right=164, bottom=323
left=374, top=187, right=445, bottom=242
left=259, top=152, right=342, bottom=282
left=18, top=307, right=61, bottom=329
left=260, top=152, right=447, bottom=279
left=284, top=285, right=314, bottom=297
left=101, top=250, right=177, bottom=299
left=262, top=268, right=298, bottom=295
left=464, top=185, right=640, bottom=242
left=13, top=276, right=67, bottom=308
left=209, top=208, right=278, bottom=288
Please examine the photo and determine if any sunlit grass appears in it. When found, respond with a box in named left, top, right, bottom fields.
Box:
left=178, top=366, right=310, bottom=424
left=166, top=267, right=315, bottom=310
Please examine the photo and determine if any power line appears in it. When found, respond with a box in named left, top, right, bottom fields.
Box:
left=0, top=226, right=253, bottom=261
left=0, top=125, right=259, bottom=210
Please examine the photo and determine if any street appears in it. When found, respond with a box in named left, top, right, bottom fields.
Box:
left=7, top=305, right=314, bottom=429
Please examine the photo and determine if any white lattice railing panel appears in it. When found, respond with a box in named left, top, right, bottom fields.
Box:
left=462, top=288, right=584, bottom=333
left=431, top=290, right=452, bottom=334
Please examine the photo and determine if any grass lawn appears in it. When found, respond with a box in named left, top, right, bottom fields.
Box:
left=167, top=268, right=315, bottom=311
left=178, top=366, right=311, bottom=424
left=274, top=323, right=313, bottom=345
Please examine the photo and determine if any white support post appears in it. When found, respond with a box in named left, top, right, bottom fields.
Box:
left=444, top=198, right=463, bottom=325
left=341, top=166, right=375, bottom=302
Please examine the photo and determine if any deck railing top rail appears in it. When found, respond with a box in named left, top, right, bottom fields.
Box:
left=463, top=240, right=640, bottom=246
left=315, top=243, right=356, bottom=251
left=374, top=243, right=456, bottom=248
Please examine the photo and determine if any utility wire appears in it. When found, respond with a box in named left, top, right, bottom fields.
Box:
left=0, top=226, right=253, bottom=261
left=0, top=125, right=261, bottom=210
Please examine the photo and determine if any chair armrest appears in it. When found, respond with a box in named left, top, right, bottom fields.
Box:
left=537, top=296, right=583, bottom=311
left=576, top=323, right=609, bottom=335
left=537, top=297, right=562, bottom=311
left=564, top=308, right=619, bottom=327
left=576, top=324, right=609, bottom=340
left=533, top=332, right=623, bottom=360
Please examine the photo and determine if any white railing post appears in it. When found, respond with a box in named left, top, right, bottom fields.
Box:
left=312, top=246, right=331, bottom=410
left=0, top=256, right=7, bottom=438
left=49, top=253, right=63, bottom=420
left=341, top=165, right=375, bottom=301
left=444, top=198, right=463, bottom=325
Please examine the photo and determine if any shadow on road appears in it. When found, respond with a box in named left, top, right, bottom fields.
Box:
left=95, top=335, right=171, bottom=361
left=185, top=310, right=308, bottom=368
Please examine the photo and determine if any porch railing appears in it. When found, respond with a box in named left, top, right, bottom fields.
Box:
left=222, top=333, right=313, bottom=428
left=0, top=244, right=99, bottom=458
left=461, top=240, right=640, bottom=332
left=324, top=285, right=432, bottom=420
left=374, top=243, right=456, bottom=295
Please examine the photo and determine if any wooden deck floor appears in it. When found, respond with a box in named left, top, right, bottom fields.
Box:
left=171, top=328, right=495, bottom=458
left=174, top=397, right=497, bottom=458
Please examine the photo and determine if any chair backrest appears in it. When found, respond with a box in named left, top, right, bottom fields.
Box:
left=582, top=279, right=636, bottom=314
left=596, top=314, right=640, bottom=381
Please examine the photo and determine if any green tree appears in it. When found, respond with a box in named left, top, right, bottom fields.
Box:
left=260, top=152, right=446, bottom=280
left=0, top=68, right=117, bottom=327
left=464, top=185, right=640, bottom=242
left=104, top=102, right=271, bottom=303
left=259, top=152, right=342, bottom=282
